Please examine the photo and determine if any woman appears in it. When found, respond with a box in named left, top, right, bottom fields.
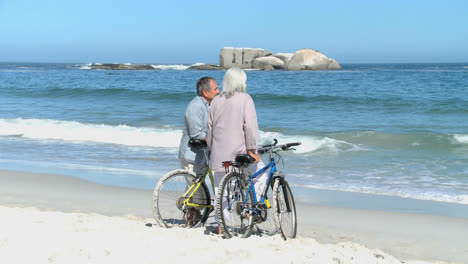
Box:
left=207, top=67, right=267, bottom=214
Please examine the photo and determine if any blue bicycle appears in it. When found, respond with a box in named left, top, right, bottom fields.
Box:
left=216, top=139, right=300, bottom=240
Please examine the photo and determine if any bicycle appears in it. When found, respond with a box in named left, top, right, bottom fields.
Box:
left=216, top=139, right=300, bottom=240
left=152, top=139, right=215, bottom=228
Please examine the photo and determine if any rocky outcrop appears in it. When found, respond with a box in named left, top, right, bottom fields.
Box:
left=285, top=49, right=341, bottom=70
left=187, top=64, right=223, bottom=70
left=273, top=53, right=294, bottom=64
left=252, top=56, right=285, bottom=69
left=88, top=48, right=340, bottom=71
left=219, top=47, right=340, bottom=70
left=90, top=64, right=154, bottom=70
left=328, top=58, right=341, bottom=69
left=220, top=47, right=272, bottom=69
left=261, top=64, right=275, bottom=70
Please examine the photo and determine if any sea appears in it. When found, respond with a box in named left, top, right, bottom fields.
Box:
left=1, top=62, right=467, bottom=217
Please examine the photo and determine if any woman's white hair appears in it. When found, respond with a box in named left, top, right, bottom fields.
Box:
left=221, top=67, right=247, bottom=98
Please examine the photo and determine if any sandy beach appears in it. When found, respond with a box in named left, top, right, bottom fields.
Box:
left=1, top=169, right=467, bottom=264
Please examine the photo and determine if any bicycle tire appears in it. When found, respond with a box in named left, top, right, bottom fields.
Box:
left=216, top=171, right=254, bottom=238
left=272, top=179, right=297, bottom=240
left=153, top=169, right=211, bottom=228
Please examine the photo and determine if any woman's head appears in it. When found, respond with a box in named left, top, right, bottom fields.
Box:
left=221, top=67, right=247, bottom=98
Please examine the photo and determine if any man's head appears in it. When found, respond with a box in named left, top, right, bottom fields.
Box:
left=197, top=77, right=219, bottom=103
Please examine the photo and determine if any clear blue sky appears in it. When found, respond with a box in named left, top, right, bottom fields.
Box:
left=1, top=0, right=467, bottom=64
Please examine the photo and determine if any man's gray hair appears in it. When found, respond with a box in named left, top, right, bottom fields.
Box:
left=196, top=77, right=216, bottom=96
left=221, top=67, right=247, bottom=98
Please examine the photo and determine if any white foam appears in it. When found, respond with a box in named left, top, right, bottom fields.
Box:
left=1, top=119, right=364, bottom=154
left=150, top=64, right=189, bottom=70
left=77, top=63, right=92, bottom=70
left=453, top=134, right=468, bottom=144
left=151, top=64, right=188, bottom=70
left=0, top=118, right=181, bottom=148
left=300, top=184, right=468, bottom=205
left=150, top=62, right=208, bottom=70
left=259, top=131, right=366, bottom=154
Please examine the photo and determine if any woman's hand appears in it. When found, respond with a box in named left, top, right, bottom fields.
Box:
left=247, top=150, right=260, bottom=163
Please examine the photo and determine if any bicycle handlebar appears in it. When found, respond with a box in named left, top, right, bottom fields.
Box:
left=222, top=140, right=300, bottom=170
left=260, top=138, right=278, bottom=149
left=257, top=140, right=301, bottom=154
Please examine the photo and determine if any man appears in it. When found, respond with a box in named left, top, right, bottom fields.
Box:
left=178, top=76, right=219, bottom=178
left=178, top=77, right=218, bottom=226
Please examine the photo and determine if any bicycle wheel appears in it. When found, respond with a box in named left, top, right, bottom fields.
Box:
left=153, top=169, right=211, bottom=228
left=216, top=171, right=254, bottom=238
left=272, top=179, right=297, bottom=240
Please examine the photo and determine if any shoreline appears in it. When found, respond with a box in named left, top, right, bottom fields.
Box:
left=1, top=169, right=468, bottom=263
left=5, top=165, right=467, bottom=219
left=293, top=186, right=468, bottom=219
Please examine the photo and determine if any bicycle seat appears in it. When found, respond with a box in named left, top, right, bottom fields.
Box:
left=235, top=154, right=255, bottom=167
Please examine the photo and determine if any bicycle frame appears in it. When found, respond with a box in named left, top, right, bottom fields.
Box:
left=230, top=158, right=279, bottom=217
left=247, top=159, right=276, bottom=205
left=178, top=148, right=216, bottom=209
left=181, top=166, right=216, bottom=209
left=238, top=152, right=294, bottom=216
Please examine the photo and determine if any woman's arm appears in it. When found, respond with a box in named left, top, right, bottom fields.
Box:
left=244, top=95, right=260, bottom=163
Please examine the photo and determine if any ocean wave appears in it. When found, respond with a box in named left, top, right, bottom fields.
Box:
left=74, top=62, right=206, bottom=70
left=75, top=63, right=108, bottom=70
left=5, top=85, right=193, bottom=102
left=2, top=117, right=463, bottom=153
left=259, top=131, right=366, bottom=154
left=252, top=93, right=415, bottom=107
left=77, top=63, right=92, bottom=70
left=151, top=64, right=190, bottom=70
left=453, top=134, right=468, bottom=144
left=299, top=184, right=468, bottom=205
left=0, top=118, right=365, bottom=154
left=0, top=118, right=181, bottom=148
left=330, top=130, right=468, bottom=151
left=150, top=62, right=204, bottom=70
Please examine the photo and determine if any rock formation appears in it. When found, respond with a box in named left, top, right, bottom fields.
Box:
left=252, top=56, right=285, bottom=69
left=220, top=47, right=272, bottom=69
left=285, top=49, right=341, bottom=70
left=217, top=47, right=340, bottom=70
left=88, top=47, right=341, bottom=71
left=273, top=53, right=294, bottom=64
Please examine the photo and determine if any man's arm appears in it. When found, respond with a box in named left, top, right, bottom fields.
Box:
left=185, top=102, right=207, bottom=141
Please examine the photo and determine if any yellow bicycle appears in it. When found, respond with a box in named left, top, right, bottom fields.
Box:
left=152, top=140, right=215, bottom=228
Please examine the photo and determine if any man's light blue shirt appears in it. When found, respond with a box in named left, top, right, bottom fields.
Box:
left=178, top=96, right=209, bottom=164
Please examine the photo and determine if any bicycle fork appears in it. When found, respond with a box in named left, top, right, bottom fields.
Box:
left=273, top=172, right=293, bottom=213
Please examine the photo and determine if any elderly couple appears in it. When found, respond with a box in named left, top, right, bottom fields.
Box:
left=178, top=67, right=267, bottom=234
